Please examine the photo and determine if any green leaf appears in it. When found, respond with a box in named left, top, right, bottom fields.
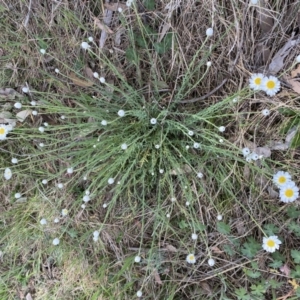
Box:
left=288, top=221, right=300, bottom=237
left=178, top=220, right=188, bottom=229
left=217, top=222, right=231, bottom=235
left=241, top=237, right=261, bottom=258
left=291, top=250, right=300, bottom=264
left=250, top=284, right=266, bottom=296
left=271, top=251, right=285, bottom=262
left=143, top=0, right=155, bottom=10
left=291, top=266, right=300, bottom=278
left=235, top=288, right=251, bottom=300
left=244, top=269, right=261, bottom=279
left=154, top=33, right=172, bottom=55
left=125, top=48, right=138, bottom=64
left=223, top=244, right=235, bottom=256
left=268, top=260, right=283, bottom=268
left=278, top=108, right=297, bottom=116
left=263, top=224, right=279, bottom=236
left=267, top=279, right=283, bottom=289
left=286, top=207, right=300, bottom=219
left=290, top=130, right=300, bottom=149
left=195, top=223, right=206, bottom=231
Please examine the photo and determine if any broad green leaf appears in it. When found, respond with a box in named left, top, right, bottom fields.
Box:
left=217, top=222, right=231, bottom=235
left=291, top=250, right=300, bottom=264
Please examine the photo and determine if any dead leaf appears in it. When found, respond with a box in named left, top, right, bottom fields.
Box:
left=200, top=282, right=212, bottom=296
left=169, top=164, right=192, bottom=175
left=255, top=43, right=271, bottom=65
left=25, top=293, right=33, bottom=300
left=268, top=35, right=300, bottom=74
left=153, top=268, right=163, bottom=285
left=211, top=246, right=223, bottom=254
left=165, top=244, right=177, bottom=252
left=69, top=72, right=93, bottom=87
left=269, top=141, right=289, bottom=151
left=158, top=22, right=171, bottom=42
left=285, top=127, right=298, bottom=145
left=267, top=186, right=278, bottom=198
left=255, top=146, right=271, bottom=158
left=84, top=66, right=95, bottom=80
left=257, top=4, right=274, bottom=35
left=288, top=278, right=299, bottom=290
left=280, top=263, right=290, bottom=276
left=104, top=3, right=127, bottom=11
left=93, top=16, right=113, bottom=34
left=291, top=64, right=300, bottom=78
left=16, top=110, right=31, bottom=122
left=286, top=77, right=300, bottom=94
left=0, top=88, right=23, bottom=99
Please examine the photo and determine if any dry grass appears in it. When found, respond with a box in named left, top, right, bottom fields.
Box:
left=1, top=0, right=300, bottom=299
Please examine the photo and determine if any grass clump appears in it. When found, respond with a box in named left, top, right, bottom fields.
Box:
left=1, top=0, right=300, bottom=299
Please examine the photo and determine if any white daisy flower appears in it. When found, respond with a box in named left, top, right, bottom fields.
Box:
left=81, top=204, right=86, bottom=209
left=206, top=61, right=212, bottom=67
left=67, top=167, right=74, bottom=174
left=208, top=258, right=215, bottom=266
left=43, top=122, right=49, bottom=127
left=159, top=169, right=164, bottom=174
left=99, top=77, right=105, bottom=83
left=52, top=238, right=60, bottom=245
left=101, top=120, right=107, bottom=126
left=118, top=7, right=123, bottom=12
left=121, top=143, right=127, bottom=150
left=39, top=143, right=44, bottom=148
left=262, top=235, right=281, bottom=252
left=40, top=218, right=47, bottom=225
left=171, top=197, right=176, bottom=202
left=197, top=172, right=203, bottom=178
left=61, top=115, right=65, bottom=120
left=206, top=28, right=213, bottom=37
left=93, top=72, right=99, bottom=78
left=0, top=125, right=9, bottom=140
left=249, top=73, right=264, bottom=91
left=262, top=109, right=270, bottom=116
left=83, top=195, right=90, bottom=202
left=118, top=110, right=125, bottom=117
left=166, top=213, right=171, bottom=218
left=30, top=100, right=36, bottom=106
left=134, top=255, right=141, bottom=263
left=279, top=183, right=299, bottom=203
left=38, top=126, right=45, bottom=133
left=22, top=87, right=29, bottom=93
left=242, top=147, right=250, bottom=157
left=219, top=138, right=224, bottom=143
left=273, top=171, right=292, bottom=188
left=261, top=76, right=281, bottom=96
left=191, top=233, right=198, bottom=240
left=296, top=55, right=300, bottom=63
left=150, top=118, right=157, bottom=125
left=108, top=178, right=114, bottom=184
left=61, top=209, right=68, bottom=217
left=93, top=236, right=99, bottom=242
left=14, top=102, right=22, bottom=109
left=4, top=168, right=12, bottom=180
left=218, top=126, right=226, bottom=132
left=42, top=179, right=48, bottom=185
left=40, top=49, right=46, bottom=55
left=250, top=152, right=259, bottom=161
left=185, top=201, right=190, bottom=206
left=188, top=130, right=194, bottom=136
left=155, top=144, right=160, bottom=149
left=81, top=42, right=90, bottom=50
left=88, top=36, right=94, bottom=42
left=250, top=0, right=259, bottom=4
left=186, top=253, right=196, bottom=264
left=85, top=190, right=90, bottom=195
left=57, top=183, right=64, bottom=189
left=32, top=110, right=38, bottom=116
left=93, top=230, right=100, bottom=238
left=15, top=193, right=21, bottom=199
left=54, top=218, right=59, bottom=223
left=232, top=97, right=239, bottom=103
left=217, top=214, right=223, bottom=221
left=136, top=291, right=143, bottom=298
left=55, top=68, right=60, bottom=73
left=103, top=203, right=108, bottom=208
left=11, top=158, right=18, bottom=164
left=193, top=142, right=200, bottom=149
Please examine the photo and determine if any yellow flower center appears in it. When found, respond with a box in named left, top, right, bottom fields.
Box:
left=189, top=255, right=195, bottom=260
left=0, top=127, right=5, bottom=135
left=254, top=78, right=261, bottom=85
left=278, top=176, right=286, bottom=184
left=266, top=80, right=275, bottom=89
left=285, top=189, right=294, bottom=198
left=267, top=240, right=275, bottom=247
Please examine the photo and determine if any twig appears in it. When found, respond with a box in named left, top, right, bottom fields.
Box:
left=179, top=79, right=227, bottom=103
left=23, top=0, right=32, bottom=28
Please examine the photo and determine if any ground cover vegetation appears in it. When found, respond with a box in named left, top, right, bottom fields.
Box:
left=1, top=0, right=300, bottom=299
